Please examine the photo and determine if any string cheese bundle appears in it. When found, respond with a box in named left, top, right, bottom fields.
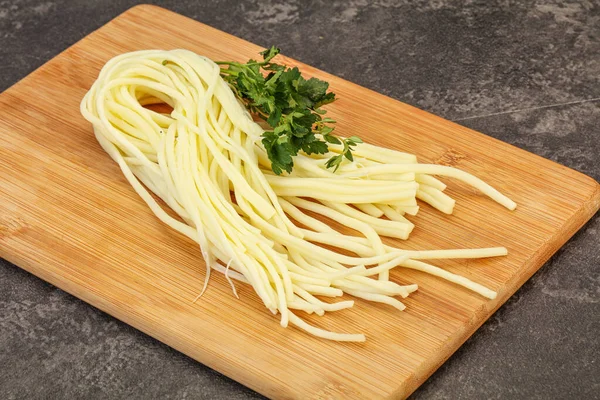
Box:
left=80, top=49, right=516, bottom=341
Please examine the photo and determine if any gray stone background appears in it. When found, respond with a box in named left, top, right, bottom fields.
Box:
left=1, top=0, right=598, bottom=399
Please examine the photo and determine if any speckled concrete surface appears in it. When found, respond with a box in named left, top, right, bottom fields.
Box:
left=1, top=1, right=598, bottom=399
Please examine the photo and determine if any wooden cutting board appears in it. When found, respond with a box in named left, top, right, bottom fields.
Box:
left=1, top=5, right=598, bottom=399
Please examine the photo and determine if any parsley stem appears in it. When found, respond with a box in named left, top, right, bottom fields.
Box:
left=219, top=68, right=238, bottom=76
left=216, top=61, right=267, bottom=67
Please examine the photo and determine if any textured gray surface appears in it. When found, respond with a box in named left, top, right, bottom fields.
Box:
left=1, top=0, right=599, bottom=399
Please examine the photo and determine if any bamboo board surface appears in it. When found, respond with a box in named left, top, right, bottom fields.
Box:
left=1, top=5, right=598, bottom=399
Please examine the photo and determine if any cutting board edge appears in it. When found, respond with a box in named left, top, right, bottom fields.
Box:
left=0, top=11, right=103, bottom=97
left=399, top=179, right=600, bottom=399
left=1, top=4, right=600, bottom=399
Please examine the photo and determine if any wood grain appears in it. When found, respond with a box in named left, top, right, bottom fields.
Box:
left=0, top=5, right=598, bottom=399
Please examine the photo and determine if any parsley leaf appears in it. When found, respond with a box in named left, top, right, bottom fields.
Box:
left=217, top=47, right=361, bottom=174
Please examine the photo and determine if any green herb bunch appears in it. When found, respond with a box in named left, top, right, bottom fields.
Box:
left=217, top=46, right=361, bottom=175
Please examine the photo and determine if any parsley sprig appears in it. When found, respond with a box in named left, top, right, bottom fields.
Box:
left=217, top=46, right=362, bottom=175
